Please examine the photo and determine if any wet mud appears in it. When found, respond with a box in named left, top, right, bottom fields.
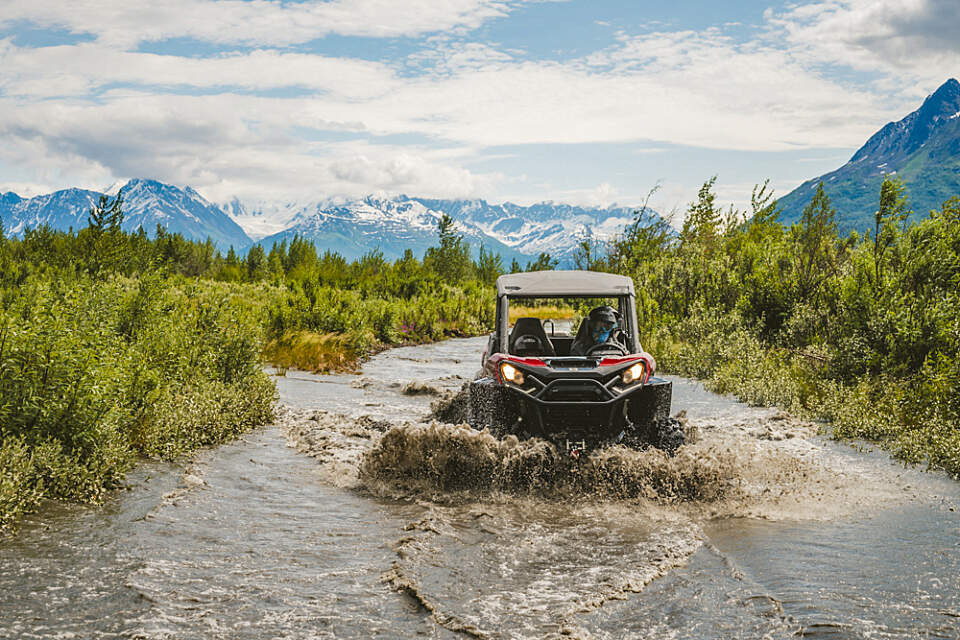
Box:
left=2, top=337, right=958, bottom=639
left=277, top=375, right=925, bottom=637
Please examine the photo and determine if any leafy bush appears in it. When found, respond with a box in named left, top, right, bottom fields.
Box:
left=0, top=274, right=275, bottom=533
left=609, top=176, right=960, bottom=475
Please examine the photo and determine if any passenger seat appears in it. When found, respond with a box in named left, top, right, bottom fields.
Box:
left=509, top=317, right=556, bottom=357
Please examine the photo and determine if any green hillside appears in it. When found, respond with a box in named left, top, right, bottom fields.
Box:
left=779, top=79, right=960, bottom=231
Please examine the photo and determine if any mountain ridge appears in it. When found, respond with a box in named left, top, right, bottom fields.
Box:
left=250, top=194, right=646, bottom=262
left=0, top=179, right=251, bottom=250
left=1, top=181, right=652, bottom=262
left=778, top=78, right=960, bottom=230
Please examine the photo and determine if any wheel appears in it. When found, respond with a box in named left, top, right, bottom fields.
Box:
left=468, top=379, right=520, bottom=435
left=653, top=417, right=685, bottom=454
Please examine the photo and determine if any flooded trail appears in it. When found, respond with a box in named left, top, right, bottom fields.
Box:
left=2, top=337, right=959, bottom=639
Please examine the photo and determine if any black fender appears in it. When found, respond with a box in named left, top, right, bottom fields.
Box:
left=469, top=378, right=520, bottom=433
left=625, top=377, right=672, bottom=425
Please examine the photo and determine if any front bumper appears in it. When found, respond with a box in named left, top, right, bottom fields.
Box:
left=487, top=376, right=672, bottom=442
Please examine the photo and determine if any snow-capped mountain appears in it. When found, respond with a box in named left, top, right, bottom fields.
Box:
left=252, top=195, right=646, bottom=262
left=254, top=195, right=521, bottom=262
left=2, top=178, right=654, bottom=262
left=0, top=187, right=102, bottom=235
left=779, top=78, right=960, bottom=231
left=0, top=179, right=251, bottom=250
left=118, top=179, right=250, bottom=249
left=413, top=198, right=641, bottom=258
left=218, top=197, right=306, bottom=240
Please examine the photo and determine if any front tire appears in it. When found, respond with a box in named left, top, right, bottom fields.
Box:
left=622, top=416, right=685, bottom=454
left=653, top=417, right=685, bottom=454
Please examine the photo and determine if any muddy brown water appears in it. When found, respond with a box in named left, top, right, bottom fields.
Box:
left=2, top=336, right=959, bottom=639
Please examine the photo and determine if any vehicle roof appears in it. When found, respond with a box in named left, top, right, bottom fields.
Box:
left=496, top=270, right=635, bottom=297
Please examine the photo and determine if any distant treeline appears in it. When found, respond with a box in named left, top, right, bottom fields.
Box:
left=1, top=195, right=556, bottom=286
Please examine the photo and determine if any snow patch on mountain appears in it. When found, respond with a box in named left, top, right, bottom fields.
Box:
left=248, top=194, right=650, bottom=262
left=1, top=179, right=251, bottom=250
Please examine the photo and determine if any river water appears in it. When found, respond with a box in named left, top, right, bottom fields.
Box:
left=1, top=337, right=959, bottom=639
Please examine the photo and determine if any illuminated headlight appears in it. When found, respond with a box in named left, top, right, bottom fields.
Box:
left=500, top=362, right=525, bottom=385
left=621, top=362, right=645, bottom=385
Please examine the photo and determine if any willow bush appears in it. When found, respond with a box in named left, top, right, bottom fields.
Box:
left=604, top=178, right=960, bottom=475
left=0, top=274, right=275, bottom=532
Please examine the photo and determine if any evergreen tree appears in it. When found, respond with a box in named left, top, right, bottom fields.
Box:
left=423, top=214, right=471, bottom=281
left=83, top=190, right=125, bottom=274
left=525, top=252, right=558, bottom=271
left=246, top=244, right=268, bottom=280
left=474, top=245, right=504, bottom=284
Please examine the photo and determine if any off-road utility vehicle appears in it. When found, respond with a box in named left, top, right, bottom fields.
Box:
left=469, top=270, right=683, bottom=456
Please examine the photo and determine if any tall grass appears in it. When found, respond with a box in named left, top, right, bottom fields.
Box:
left=262, top=282, right=495, bottom=372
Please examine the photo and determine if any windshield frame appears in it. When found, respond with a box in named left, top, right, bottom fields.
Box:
left=496, top=293, right=640, bottom=355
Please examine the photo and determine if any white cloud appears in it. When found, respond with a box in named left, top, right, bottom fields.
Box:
left=0, top=93, right=498, bottom=202
left=0, top=1, right=940, bottom=211
left=767, top=0, right=960, bottom=91
left=2, top=29, right=898, bottom=155
left=554, top=182, right=619, bottom=209
left=0, top=180, right=58, bottom=198
left=1, top=0, right=540, bottom=47
left=0, top=40, right=400, bottom=99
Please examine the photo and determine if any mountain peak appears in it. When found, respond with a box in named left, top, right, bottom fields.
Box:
left=778, top=78, right=960, bottom=232
left=123, top=178, right=163, bottom=190
left=1, top=192, right=23, bottom=206
left=102, top=180, right=125, bottom=196
left=0, top=178, right=250, bottom=250
left=908, top=77, right=960, bottom=146
left=927, top=77, right=960, bottom=105
left=849, top=78, right=960, bottom=164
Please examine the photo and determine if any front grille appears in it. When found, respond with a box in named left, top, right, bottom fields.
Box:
left=544, top=358, right=597, bottom=370
left=544, top=382, right=607, bottom=401
left=540, top=405, right=609, bottom=427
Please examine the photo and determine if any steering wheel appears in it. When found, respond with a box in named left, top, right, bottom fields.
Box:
left=586, top=342, right=628, bottom=356
left=514, top=335, right=545, bottom=354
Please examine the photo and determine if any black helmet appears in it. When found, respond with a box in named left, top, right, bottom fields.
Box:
left=588, top=306, right=617, bottom=341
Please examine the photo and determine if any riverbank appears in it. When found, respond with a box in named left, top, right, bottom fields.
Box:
left=0, top=276, right=276, bottom=535
left=647, top=323, right=960, bottom=477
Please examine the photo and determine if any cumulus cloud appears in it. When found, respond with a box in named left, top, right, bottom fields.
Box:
left=1, top=0, right=540, bottom=47
left=0, top=0, right=937, bottom=210
left=1, top=33, right=895, bottom=166
left=767, top=0, right=960, bottom=90
left=0, top=91, right=495, bottom=202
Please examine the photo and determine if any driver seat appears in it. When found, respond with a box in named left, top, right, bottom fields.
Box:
left=572, top=311, right=627, bottom=354
left=509, top=317, right=556, bottom=357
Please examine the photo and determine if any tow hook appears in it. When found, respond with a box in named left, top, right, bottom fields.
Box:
left=566, top=439, right=587, bottom=460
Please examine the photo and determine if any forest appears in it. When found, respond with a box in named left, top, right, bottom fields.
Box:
left=1, top=175, right=958, bottom=532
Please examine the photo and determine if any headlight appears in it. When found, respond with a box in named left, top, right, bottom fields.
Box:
left=621, top=362, right=645, bottom=385
left=500, top=362, right=525, bottom=385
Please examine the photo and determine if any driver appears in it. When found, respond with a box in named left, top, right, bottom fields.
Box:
left=571, top=306, right=624, bottom=355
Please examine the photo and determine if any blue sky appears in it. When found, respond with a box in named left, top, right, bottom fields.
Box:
left=0, top=0, right=957, bottom=219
